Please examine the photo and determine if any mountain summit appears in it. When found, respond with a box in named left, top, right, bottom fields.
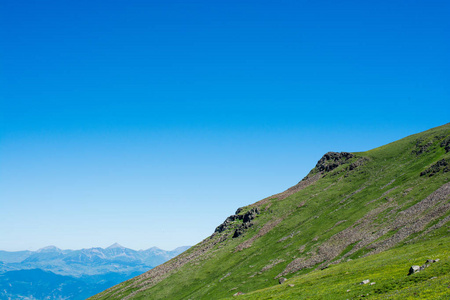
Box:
left=36, top=246, right=61, bottom=253
left=106, top=243, right=125, bottom=249
left=91, top=123, right=450, bottom=300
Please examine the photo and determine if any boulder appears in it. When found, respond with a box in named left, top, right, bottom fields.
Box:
left=408, top=265, right=421, bottom=275
left=279, top=277, right=286, bottom=284
left=359, top=279, right=370, bottom=285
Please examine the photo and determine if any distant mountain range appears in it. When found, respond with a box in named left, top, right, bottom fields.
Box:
left=0, top=243, right=189, bottom=299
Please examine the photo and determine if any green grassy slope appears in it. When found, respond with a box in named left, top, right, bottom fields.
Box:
left=231, top=235, right=450, bottom=300
left=91, top=123, right=450, bottom=300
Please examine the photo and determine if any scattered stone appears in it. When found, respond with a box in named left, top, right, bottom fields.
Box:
left=219, top=272, right=231, bottom=282
left=298, top=245, right=306, bottom=253
left=288, top=284, right=295, bottom=287
left=346, top=289, right=351, bottom=292
left=278, top=232, right=296, bottom=242
left=279, top=277, right=287, bottom=284
left=261, top=259, right=285, bottom=272
left=408, top=265, right=421, bottom=275
left=370, top=282, right=376, bottom=285
left=430, top=277, right=437, bottom=280
left=409, top=259, right=440, bottom=275
left=359, top=279, right=370, bottom=285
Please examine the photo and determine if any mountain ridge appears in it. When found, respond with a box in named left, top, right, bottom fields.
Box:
left=0, top=244, right=190, bottom=299
left=91, top=123, right=450, bottom=299
left=0, top=244, right=190, bottom=277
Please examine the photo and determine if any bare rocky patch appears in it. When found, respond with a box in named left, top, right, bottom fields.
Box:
left=261, top=259, right=285, bottom=272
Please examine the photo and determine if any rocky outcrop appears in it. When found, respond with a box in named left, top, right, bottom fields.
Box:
left=315, top=152, right=354, bottom=172
left=412, top=141, right=433, bottom=155
left=420, top=159, right=450, bottom=176
left=440, top=136, right=450, bottom=153
left=214, top=207, right=260, bottom=238
left=215, top=214, right=241, bottom=233
left=232, top=222, right=253, bottom=238
left=413, top=134, right=450, bottom=155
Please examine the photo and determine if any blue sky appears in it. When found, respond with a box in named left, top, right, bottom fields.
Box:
left=1, top=0, right=449, bottom=251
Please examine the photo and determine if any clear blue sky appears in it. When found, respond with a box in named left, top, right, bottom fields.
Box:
left=1, top=0, right=449, bottom=251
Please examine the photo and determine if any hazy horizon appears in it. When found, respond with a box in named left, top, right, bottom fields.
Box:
left=1, top=1, right=449, bottom=252
left=0, top=243, right=190, bottom=252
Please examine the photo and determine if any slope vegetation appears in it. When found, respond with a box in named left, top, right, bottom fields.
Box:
left=91, top=123, right=450, bottom=300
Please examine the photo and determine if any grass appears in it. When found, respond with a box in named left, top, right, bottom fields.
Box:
left=232, top=235, right=450, bottom=300
left=91, top=123, right=450, bottom=300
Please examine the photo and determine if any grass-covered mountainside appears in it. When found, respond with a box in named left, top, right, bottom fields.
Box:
left=91, top=123, right=450, bottom=300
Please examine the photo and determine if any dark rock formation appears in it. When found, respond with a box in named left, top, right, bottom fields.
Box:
left=243, top=207, right=259, bottom=223
left=441, top=136, right=450, bottom=153
left=315, top=152, right=354, bottom=172
left=412, top=140, right=433, bottom=156
left=215, top=216, right=238, bottom=233
left=232, top=208, right=260, bottom=238
left=215, top=207, right=260, bottom=237
left=420, top=159, right=450, bottom=176
left=232, top=222, right=253, bottom=238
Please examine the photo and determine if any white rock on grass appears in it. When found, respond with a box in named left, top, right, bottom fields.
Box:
left=359, top=279, right=370, bottom=285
